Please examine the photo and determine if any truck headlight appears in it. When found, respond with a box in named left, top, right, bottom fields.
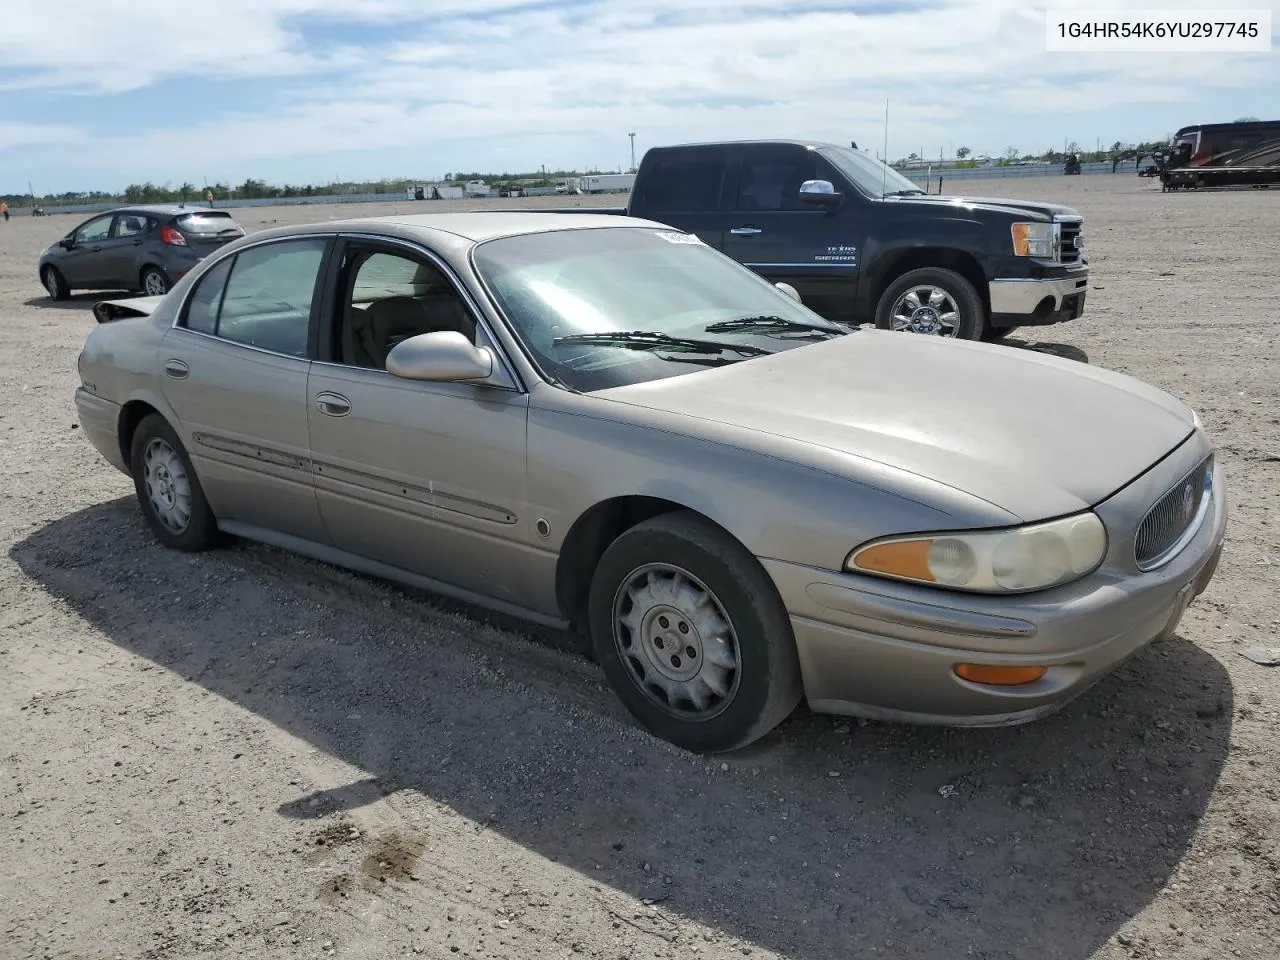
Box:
left=1011, top=222, right=1056, bottom=258
left=846, top=512, right=1107, bottom=594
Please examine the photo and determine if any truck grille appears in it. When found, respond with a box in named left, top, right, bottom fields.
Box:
left=1134, top=455, right=1212, bottom=570
left=1057, top=219, right=1083, bottom=263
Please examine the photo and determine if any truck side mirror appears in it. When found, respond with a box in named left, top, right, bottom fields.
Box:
left=798, top=179, right=842, bottom=207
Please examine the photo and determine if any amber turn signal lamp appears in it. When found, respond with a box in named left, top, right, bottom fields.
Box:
left=953, top=664, right=1047, bottom=686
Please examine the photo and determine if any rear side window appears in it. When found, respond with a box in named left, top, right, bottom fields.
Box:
left=639, top=154, right=726, bottom=212
left=178, top=239, right=327, bottom=356
left=184, top=257, right=233, bottom=334
left=175, top=212, right=240, bottom=236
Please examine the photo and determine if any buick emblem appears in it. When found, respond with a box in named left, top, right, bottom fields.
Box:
left=1180, top=483, right=1195, bottom=519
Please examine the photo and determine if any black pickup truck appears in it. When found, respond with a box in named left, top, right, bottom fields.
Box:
left=553, top=139, right=1089, bottom=341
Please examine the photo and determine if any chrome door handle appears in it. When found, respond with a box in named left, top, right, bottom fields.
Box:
left=314, top=392, right=351, bottom=417
left=163, top=359, right=189, bottom=380
left=729, top=227, right=762, bottom=236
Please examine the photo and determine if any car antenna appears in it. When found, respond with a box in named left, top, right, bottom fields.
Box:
left=881, top=97, right=889, bottom=196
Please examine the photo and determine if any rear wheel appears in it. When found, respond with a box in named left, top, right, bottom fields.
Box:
left=587, top=511, right=803, bottom=753
left=875, top=267, right=985, bottom=341
left=128, top=414, right=221, bottom=552
left=42, top=266, right=69, bottom=301
left=140, top=266, right=170, bottom=297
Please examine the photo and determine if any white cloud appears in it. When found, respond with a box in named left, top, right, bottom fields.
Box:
left=1, top=0, right=1276, bottom=188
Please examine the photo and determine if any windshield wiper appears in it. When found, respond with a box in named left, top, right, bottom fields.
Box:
left=704, top=315, right=845, bottom=336
left=552, top=330, right=769, bottom=357
left=883, top=189, right=926, bottom=197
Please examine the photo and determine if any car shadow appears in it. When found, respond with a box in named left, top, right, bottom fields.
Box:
left=1000, top=337, right=1090, bottom=364
left=23, top=291, right=134, bottom=312
left=10, top=498, right=1232, bottom=960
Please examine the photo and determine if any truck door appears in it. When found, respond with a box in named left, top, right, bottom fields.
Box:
left=720, top=145, right=864, bottom=323
left=627, top=146, right=730, bottom=250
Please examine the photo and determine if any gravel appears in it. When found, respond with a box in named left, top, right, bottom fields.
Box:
left=1, top=177, right=1278, bottom=960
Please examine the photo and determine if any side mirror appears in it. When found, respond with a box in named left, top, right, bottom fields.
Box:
left=60, top=237, right=75, bottom=249
left=386, top=330, right=494, bottom=383
left=798, top=179, right=842, bottom=207
left=775, top=282, right=802, bottom=303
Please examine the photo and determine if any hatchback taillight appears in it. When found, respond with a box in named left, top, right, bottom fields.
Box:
left=161, top=225, right=187, bottom=246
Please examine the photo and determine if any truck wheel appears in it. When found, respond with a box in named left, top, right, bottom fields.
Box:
left=875, top=267, right=985, bottom=340
left=587, top=511, right=803, bottom=754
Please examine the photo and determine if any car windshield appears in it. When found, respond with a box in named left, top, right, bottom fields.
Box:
left=176, top=212, right=240, bottom=235
left=472, top=227, right=848, bottom=392
left=818, top=145, right=924, bottom=197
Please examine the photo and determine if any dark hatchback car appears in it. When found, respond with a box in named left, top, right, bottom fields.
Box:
left=38, top=205, right=245, bottom=301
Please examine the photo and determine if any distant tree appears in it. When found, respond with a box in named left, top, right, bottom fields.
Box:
left=1066, top=141, right=1080, bottom=155
left=1236, top=115, right=1260, bottom=122
left=1004, top=146, right=1019, bottom=160
left=956, top=146, right=971, bottom=159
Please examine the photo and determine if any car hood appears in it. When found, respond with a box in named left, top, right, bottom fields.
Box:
left=884, top=194, right=1080, bottom=222
left=593, top=331, right=1194, bottom=522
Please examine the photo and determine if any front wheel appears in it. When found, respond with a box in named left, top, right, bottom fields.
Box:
left=587, top=511, right=803, bottom=753
left=140, top=266, right=170, bottom=297
left=42, top=266, right=69, bottom=301
left=874, top=267, right=985, bottom=341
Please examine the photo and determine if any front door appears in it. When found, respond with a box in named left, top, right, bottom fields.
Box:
left=720, top=145, right=865, bottom=322
left=59, top=213, right=116, bottom=287
left=157, top=236, right=333, bottom=544
left=305, top=239, right=535, bottom=606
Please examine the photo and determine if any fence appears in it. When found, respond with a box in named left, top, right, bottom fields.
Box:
left=15, top=161, right=1141, bottom=218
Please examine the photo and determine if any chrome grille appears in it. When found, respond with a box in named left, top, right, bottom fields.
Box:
left=1057, top=219, right=1083, bottom=263
left=1134, top=455, right=1212, bottom=570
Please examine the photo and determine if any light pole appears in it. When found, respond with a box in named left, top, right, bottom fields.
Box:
left=629, top=133, right=636, bottom=172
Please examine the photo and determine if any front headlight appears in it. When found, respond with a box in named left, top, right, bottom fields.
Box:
left=1011, top=221, right=1056, bottom=258
left=846, top=512, right=1107, bottom=594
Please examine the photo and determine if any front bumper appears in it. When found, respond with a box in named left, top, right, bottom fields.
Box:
left=75, top=387, right=129, bottom=475
left=763, top=441, right=1227, bottom=727
left=989, top=270, right=1088, bottom=329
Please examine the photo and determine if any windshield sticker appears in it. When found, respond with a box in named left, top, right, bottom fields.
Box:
left=655, top=231, right=702, bottom=244
left=814, top=244, right=858, bottom=263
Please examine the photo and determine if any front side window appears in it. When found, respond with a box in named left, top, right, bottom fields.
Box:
left=75, top=215, right=113, bottom=243
left=736, top=151, right=839, bottom=211
left=334, top=246, right=477, bottom=369
left=472, top=226, right=847, bottom=393
left=179, top=239, right=326, bottom=356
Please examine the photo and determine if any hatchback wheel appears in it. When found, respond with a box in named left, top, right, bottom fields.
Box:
left=140, top=266, right=170, bottom=297
left=42, top=266, right=69, bottom=301
left=588, top=511, right=803, bottom=753
left=875, top=267, right=985, bottom=340
left=129, top=414, right=220, bottom=551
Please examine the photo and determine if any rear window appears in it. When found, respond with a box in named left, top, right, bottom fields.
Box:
left=176, top=212, right=240, bottom=236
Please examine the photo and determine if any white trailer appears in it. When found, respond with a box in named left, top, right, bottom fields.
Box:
left=578, top=173, right=635, bottom=194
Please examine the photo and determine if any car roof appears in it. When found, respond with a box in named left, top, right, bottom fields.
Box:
left=647, top=138, right=839, bottom=152
left=110, top=204, right=229, bottom=217
left=278, top=211, right=668, bottom=244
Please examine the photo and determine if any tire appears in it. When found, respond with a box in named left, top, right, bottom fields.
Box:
left=128, top=414, right=221, bottom=552
left=874, top=267, right=986, bottom=341
left=587, top=511, right=803, bottom=753
left=42, top=266, right=69, bottom=301
left=140, top=266, right=170, bottom=297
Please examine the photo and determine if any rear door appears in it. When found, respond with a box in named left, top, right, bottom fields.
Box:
left=156, top=236, right=334, bottom=544
left=103, top=212, right=153, bottom=286
left=629, top=147, right=732, bottom=248
left=720, top=144, right=865, bottom=320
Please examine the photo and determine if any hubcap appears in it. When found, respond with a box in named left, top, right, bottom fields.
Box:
left=890, top=285, right=961, bottom=336
left=142, top=438, right=192, bottom=534
left=144, top=271, right=167, bottom=296
left=613, top=563, right=741, bottom=720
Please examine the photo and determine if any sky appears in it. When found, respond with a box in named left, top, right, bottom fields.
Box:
left=0, top=0, right=1276, bottom=194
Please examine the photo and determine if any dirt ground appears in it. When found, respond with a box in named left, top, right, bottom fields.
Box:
left=1, top=177, right=1277, bottom=960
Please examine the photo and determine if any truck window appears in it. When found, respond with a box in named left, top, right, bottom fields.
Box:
left=736, top=153, right=832, bottom=211
left=639, top=155, right=726, bottom=212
